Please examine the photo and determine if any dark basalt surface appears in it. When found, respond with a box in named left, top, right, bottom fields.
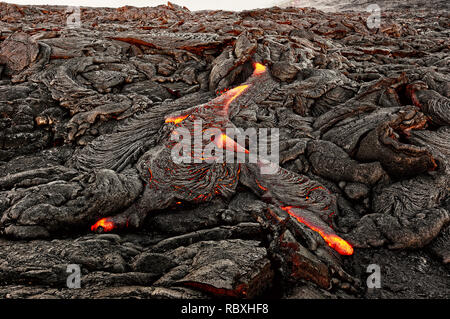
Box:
left=0, top=1, right=449, bottom=299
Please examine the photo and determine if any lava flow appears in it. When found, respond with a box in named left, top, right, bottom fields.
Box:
left=165, top=113, right=189, bottom=125
left=213, top=133, right=250, bottom=154
left=281, top=206, right=354, bottom=256
left=90, top=217, right=117, bottom=233
left=253, top=62, right=267, bottom=75
left=222, top=84, right=249, bottom=113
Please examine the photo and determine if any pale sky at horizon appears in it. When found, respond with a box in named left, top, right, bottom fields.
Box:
left=2, top=0, right=282, bottom=11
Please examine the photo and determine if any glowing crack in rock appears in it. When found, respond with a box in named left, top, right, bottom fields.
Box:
left=281, top=206, right=354, bottom=256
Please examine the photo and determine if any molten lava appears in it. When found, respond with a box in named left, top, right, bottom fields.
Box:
left=217, top=63, right=266, bottom=114
left=165, top=114, right=189, bottom=124
left=91, top=217, right=116, bottom=233
left=253, top=62, right=267, bottom=76
left=222, top=84, right=249, bottom=113
left=281, top=206, right=354, bottom=256
left=213, top=133, right=249, bottom=154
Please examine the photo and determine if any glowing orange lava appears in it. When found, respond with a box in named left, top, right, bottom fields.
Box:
left=91, top=218, right=116, bottom=232
left=222, top=85, right=249, bottom=113
left=281, top=206, right=354, bottom=256
left=213, top=133, right=249, bottom=154
left=253, top=63, right=266, bottom=76
left=255, top=178, right=268, bottom=191
left=165, top=114, right=189, bottom=124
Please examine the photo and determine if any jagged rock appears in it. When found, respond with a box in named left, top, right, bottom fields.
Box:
left=160, top=239, right=273, bottom=298
left=344, top=183, right=370, bottom=200
left=131, top=252, right=178, bottom=274
left=0, top=32, right=39, bottom=74
left=429, top=223, right=450, bottom=264
left=306, top=140, right=387, bottom=185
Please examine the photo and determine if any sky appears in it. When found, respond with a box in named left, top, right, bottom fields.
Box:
left=2, top=0, right=282, bottom=11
